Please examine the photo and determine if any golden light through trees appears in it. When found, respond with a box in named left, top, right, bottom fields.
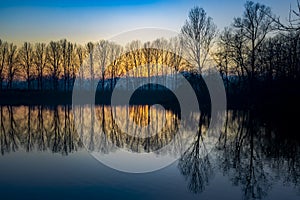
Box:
left=0, top=38, right=192, bottom=91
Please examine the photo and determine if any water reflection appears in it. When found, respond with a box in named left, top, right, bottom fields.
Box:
left=0, top=105, right=82, bottom=155
left=0, top=105, right=299, bottom=199
left=178, top=114, right=214, bottom=193
left=215, top=110, right=300, bottom=199
left=77, top=104, right=181, bottom=153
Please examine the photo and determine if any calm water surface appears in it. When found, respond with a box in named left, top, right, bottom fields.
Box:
left=0, top=105, right=299, bottom=200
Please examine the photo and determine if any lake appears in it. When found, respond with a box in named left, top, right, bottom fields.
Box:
left=0, top=105, right=299, bottom=200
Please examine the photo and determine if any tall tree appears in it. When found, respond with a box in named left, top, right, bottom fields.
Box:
left=97, top=40, right=109, bottom=91
left=86, top=42, right=94, bottom=91
left=34, top=43, right=47, bottom=91
left=60, top=39, right=68, bottom=91
left=233, top=1, right=274, bottom=87
left=0, top=40, right=8, bottom=90
left=6, top=43, right=18, bottom=89
left=47, top=41, right=62, bottom=91
left=181, top=6, right=217, bottom=73
left=143, top=41, right=152, bottom=90
left=67, top=41, right=76, bottom=91
left=76, top=45, right=86, bottom=90
left=214, top=27, right=248, bottom=94
left=126, top=40, right=142, bottom=89
left=108, top=42, right=123, bottom=90
left=19, top=42, right=34, bottom=90
left=169, top=37, right=184, bottom=89
left=151, top=39, right=163, bottom=88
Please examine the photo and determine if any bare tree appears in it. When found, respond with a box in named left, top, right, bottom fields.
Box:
left=47, top=41, right=62, bottom=91
left=214, top=27, right=248, bottom=94
left=233, top=1, right=274, bottom=87
left=34, top=43, right=47, bottom=91
left=86, top=42, right=94, bottom=91
left=60, top=39, right=76, bottom=91
left=76, top=45, right=86, bottom=90
left=181, top=6, right=217, bottom=73
left=151, top=38, right=169, bottom=86
left=6, top=43, right=18, bottom=89
left=108, top=42, right=123, bottom=90
left=143, top=41, right=152, bottom=90
left=169, top=36, right=184, bottom=88
left=19, top=42, right=34, bottom=90
left=214, top=29, right=232, bottom=92
left=126, top=40, right=142, bottom=89
left=60, top=39, right=68, bottom=91
left=97, top=40, right=109, bottom=91
left=151, top=39, right=163, bottom=88
left=66, top=41, right=76, bottom=91
left=0, top=40, right=8, bottom=90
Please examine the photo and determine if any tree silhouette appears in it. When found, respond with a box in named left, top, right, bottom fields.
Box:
left=19, top=42, right=34, bottom=90
left=47, top=41, right=62, bottom=91
left=181, top=6, right=217, bottom=73
left=6, top=43, right=18, bottom=89
left=34, top=43, right=47, bottom=91
left=0, top=40, right=8, bottom=90
left=233, top=1, right=274, bottom=91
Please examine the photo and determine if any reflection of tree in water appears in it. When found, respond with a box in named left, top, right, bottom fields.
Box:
left=178, top=114, right=213, bottom=193
left=0, top=105, right=299, bottom=198
left=0, top=105, right=82, bottom=155
left=36, top=105, right=46, bottom=151
left=81, top=105, right=180, bottom=153
left=0, top=106, right=19, bottom=154
left=216, top=110, right=271, bottom=199
left=0, top=105, right=187, bottom=156
left=50, top=105, right=82, bottom=155
left=216, top=110, right=300, bottom=199
left=262, top=115, right=300, bottom=194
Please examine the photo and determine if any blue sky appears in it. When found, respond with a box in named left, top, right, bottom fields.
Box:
left=0, top=0, right=164, bottom=7
left=0, top=0, right=296, bottom=45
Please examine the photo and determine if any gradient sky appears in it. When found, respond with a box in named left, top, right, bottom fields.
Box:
left=0, top=0, right=297, bottom=45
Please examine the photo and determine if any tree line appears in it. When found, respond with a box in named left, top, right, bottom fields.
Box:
left=0, top=1, right=299, bottom=96
left=0, top=38, right=190, bottom=91
left=214, top=1, right=300, bottom=99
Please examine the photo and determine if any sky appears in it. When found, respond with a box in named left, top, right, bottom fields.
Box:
left=0, top=0, right=297, bottom=45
